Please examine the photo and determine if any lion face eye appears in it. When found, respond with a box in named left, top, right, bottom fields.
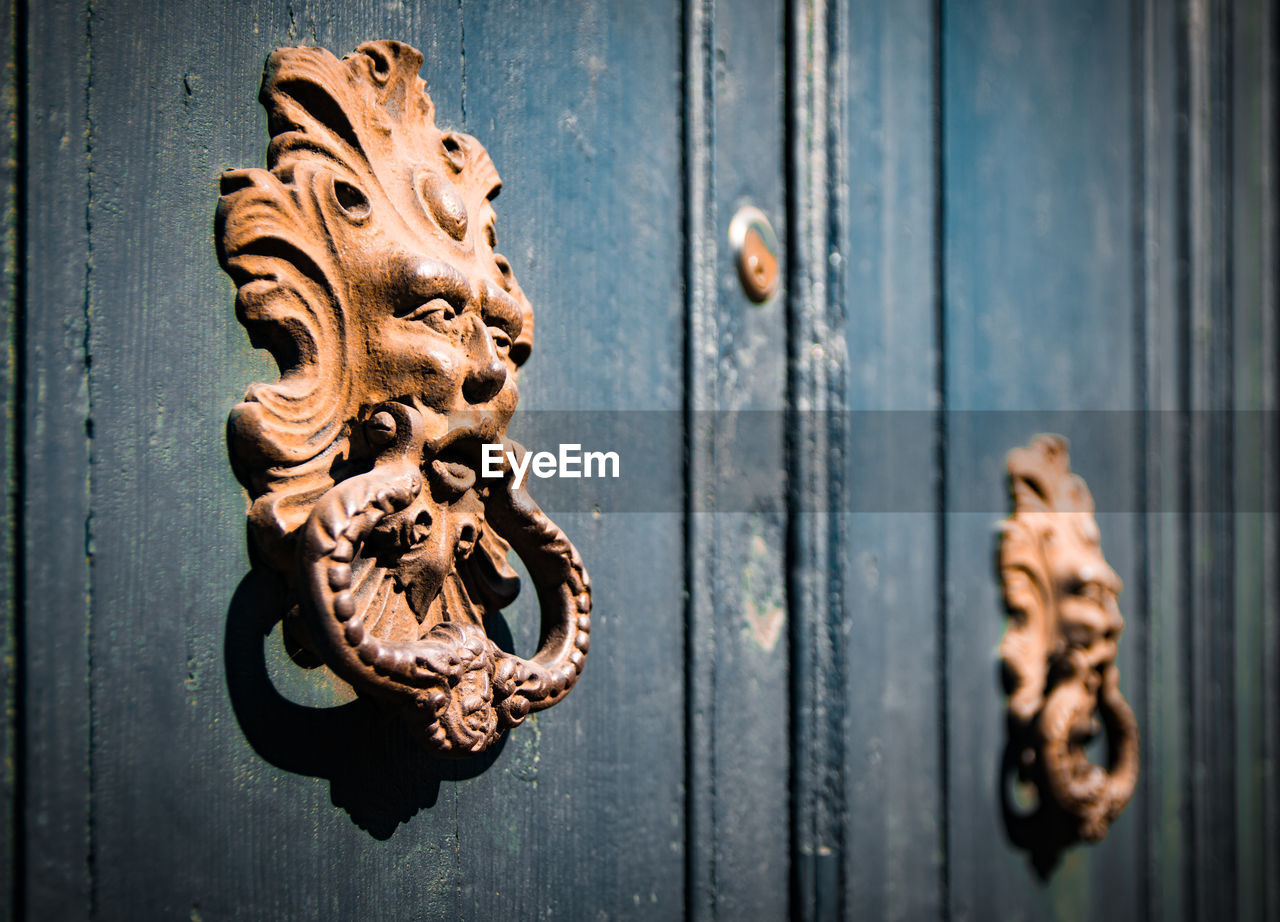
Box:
left=493, top=254, right=514, bottom=291
left=489, top=327, right=512, bottom=355
left=441, top=132, right=468, bottom=172
left=333, top=179, right=371, bottom=221
left=399, top=298, right=458, bottom=330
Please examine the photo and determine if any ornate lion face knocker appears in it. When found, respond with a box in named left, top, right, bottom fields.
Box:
left=216, top=41, right=589, bottom=755
left=999, top=435, right=1139, bottom=843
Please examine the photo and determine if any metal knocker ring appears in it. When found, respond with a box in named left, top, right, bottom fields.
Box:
left=1037, top=658, right=1140, bottom=841
left=296, top=404, right=591, bottom=754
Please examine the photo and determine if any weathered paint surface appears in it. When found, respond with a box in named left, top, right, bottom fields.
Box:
left=943, top=2, right=1144, bottom=919
left=7, top=0, right=1278, bottom=920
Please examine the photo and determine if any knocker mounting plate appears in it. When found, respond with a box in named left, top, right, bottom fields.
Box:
left=217, top=40, right=590, bottom=755
left=999, top=435, right=1139, bottom=845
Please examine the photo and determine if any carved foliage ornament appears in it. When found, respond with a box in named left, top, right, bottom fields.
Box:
left=999, top=435, right=1139, bottom=841
left=217, top=41, right=589, bottom=755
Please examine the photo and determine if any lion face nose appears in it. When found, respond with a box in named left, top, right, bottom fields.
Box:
left=460, top=313, right=507, bottom=404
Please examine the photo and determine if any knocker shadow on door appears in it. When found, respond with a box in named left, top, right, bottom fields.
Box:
left=998, top=697, right=1086, bottom=877
left=223, top=568, right=510, bottom=840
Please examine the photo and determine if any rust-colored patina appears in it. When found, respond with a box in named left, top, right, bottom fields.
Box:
left=999, top=435, right=1139, bottom=842
left=216, top=41, right=589, bottom=756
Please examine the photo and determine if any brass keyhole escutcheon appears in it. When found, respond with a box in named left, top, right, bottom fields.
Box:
left=729, top=205, right=780, bottom=303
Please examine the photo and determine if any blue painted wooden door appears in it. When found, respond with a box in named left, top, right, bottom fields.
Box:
left=5, top=0, right=1278, bottom=920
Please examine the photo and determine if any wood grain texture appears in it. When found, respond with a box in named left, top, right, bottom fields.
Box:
left=451, top=2, right=686, bottom=917
left=82, top=0, right=684, bottom=918
left=1229, top=5, right=1280, bottom=920
left=1184, top=2, right=1238, bottom=918
left=685, top=0, right=792, bottom=917
left=942, top=1, right=1145, bottom=919
left=12, top=0, right=1279, bottom=918
left=0, top=0, right=14, bottom=913
left=1136, top=1, right=1191, bottom=920
left=787, top=0, right=842, bottom=918
left=707, top=0, right=790, bottom=917
left=19, top=0, right=92, bottom=918
left=837, top=0, right=943, bottom=919
left=683, top=0, right=720, bottom=916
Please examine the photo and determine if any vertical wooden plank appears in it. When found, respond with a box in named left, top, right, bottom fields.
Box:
left=685, top=0, right=719, bottom=915
left=88, top=2, right=452, bottom=915
left=20, top=0, right=92, bottom=918
left=942, top=2, right=1146, bottom=920
left=450, top=1, right=688, bottom=917
left=1138, top=0, right=1189, bottom=919
left=837, top=0, right=943, bottom=919
left=0, top=0, right=15, bottom=913
left=711, top=0, right=791, bottom=918
left=1184, top=2, right=1240, bottom=919
left=84, top=6, right=501, bottom=914
left=85, top=2, right=450, bottom=918
left=688, top=0, right=792, bottom=916
left=1142, top=2, right=1280, bottom=919
left=84, top=0, right=688, bottom=918
left=1228, top=1, right=1279, bottom=920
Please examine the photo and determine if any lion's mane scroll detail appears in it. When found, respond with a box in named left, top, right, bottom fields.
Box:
left=217, top=41, right=586, bottom=756
left=999, top=435, right=1138, bottom=845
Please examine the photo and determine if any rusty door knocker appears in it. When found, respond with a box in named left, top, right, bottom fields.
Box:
left=217, top=41, right=589, bottom=756
left=999, top=435, right=1139, bottom=842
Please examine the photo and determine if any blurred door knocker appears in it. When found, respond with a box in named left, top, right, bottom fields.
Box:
left=999, top=435, right=1139, bottom=843
left=217, top=40, right=590, bottom=756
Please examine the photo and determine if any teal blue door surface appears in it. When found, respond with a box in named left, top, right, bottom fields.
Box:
left=5, top=0, right=1278, bottom=920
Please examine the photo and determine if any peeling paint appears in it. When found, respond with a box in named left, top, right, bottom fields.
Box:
left=742, top=531, right=784, bottom=652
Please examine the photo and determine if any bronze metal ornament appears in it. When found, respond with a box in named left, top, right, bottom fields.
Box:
left=217, top=40, right=590, bottom=756
left=998, top=435, right=1139, bottom=843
